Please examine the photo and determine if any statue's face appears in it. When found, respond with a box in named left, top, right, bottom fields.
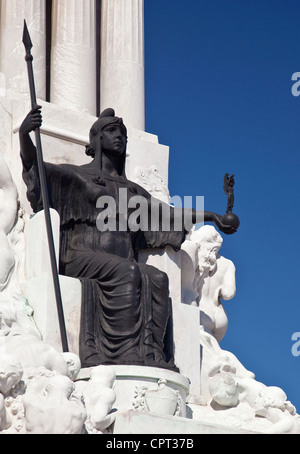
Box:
left=101, top=124, right=127, bottom=157
left=0, top=360, right=22, bottom=395
left=197, top=242, right=220, bottom=273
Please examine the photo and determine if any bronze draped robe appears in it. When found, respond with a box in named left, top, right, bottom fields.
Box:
left=22, top=160, right=187, bottom=370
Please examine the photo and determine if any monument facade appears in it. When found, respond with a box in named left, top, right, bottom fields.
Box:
left=0, top=0, right=299, bottom=434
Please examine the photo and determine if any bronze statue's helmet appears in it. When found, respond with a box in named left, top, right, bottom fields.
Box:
left=85, top=108, right=127, bottom=159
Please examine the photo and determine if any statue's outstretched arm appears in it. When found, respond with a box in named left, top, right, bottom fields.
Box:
left=193, top=210, right=238, bottom=235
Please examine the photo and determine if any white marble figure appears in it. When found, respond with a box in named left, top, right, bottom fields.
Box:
left=78, top=365, right=117, bottom=433
left=0, top=357, right=84, bottom=434
left=62, top=352, right=82, bottom=381
left=0, top=354, right=23, bottom=432
left=208, top=368, right=300, bottom=434
left=0, top=299, right=73, bottom=376
left=0, top=354, right=23, bottom=397
left=22, top=368, right=86, bottom=434
left=254, top=387, right=300, bottom=434
left=0, top=155, right=19, bottom=292
left=0, top=393, right=10, bottom=431
left=199, top=325, right=255, bottom=405
left=181, top=225, right=236, bottom=342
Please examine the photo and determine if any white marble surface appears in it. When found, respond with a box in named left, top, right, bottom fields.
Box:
left=51, top=0, right=97, bottom=115
left=113, top=409, right=259, bottom=434
left=100, top=0, right=145, bottom=130
left=0, top=0, right=46, bottom=99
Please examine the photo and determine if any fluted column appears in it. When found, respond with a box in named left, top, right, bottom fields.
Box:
left=0, top=0, right=46, bottom=98
left=51, top=0, right=96, bottom=115
left=100, top=0, right=145, bottom=130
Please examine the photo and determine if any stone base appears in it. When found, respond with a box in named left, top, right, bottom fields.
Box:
left=112, top=409, right=259, bottom=434
left=77, top=365, right=190, bottom=418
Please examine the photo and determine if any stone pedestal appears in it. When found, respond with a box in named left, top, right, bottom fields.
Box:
left=113, top=410, right=259, bottom=435
left=77, top=365, right=190, bottom=419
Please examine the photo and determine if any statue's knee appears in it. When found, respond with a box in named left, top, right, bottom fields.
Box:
left=118, top=262, right=141, bottom=287
left=128, top=263, right=141, bottom=284
left=154, top=269, right=169, bottom=289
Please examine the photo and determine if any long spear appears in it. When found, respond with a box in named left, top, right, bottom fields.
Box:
left=22, top=20, right=69, bottom=352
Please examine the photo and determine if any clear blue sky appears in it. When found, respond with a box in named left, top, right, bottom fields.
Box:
left=144, top=0, right=300, bottom=411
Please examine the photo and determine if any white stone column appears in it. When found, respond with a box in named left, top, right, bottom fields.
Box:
left=100, top=0, right=145, bottom=131
left=51, top=0, right=97, bottom=115
left=0, top=0, right=46, bottom=99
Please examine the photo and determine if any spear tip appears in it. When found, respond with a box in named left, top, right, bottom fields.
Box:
left=22, top=19, right=33, bottom=53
